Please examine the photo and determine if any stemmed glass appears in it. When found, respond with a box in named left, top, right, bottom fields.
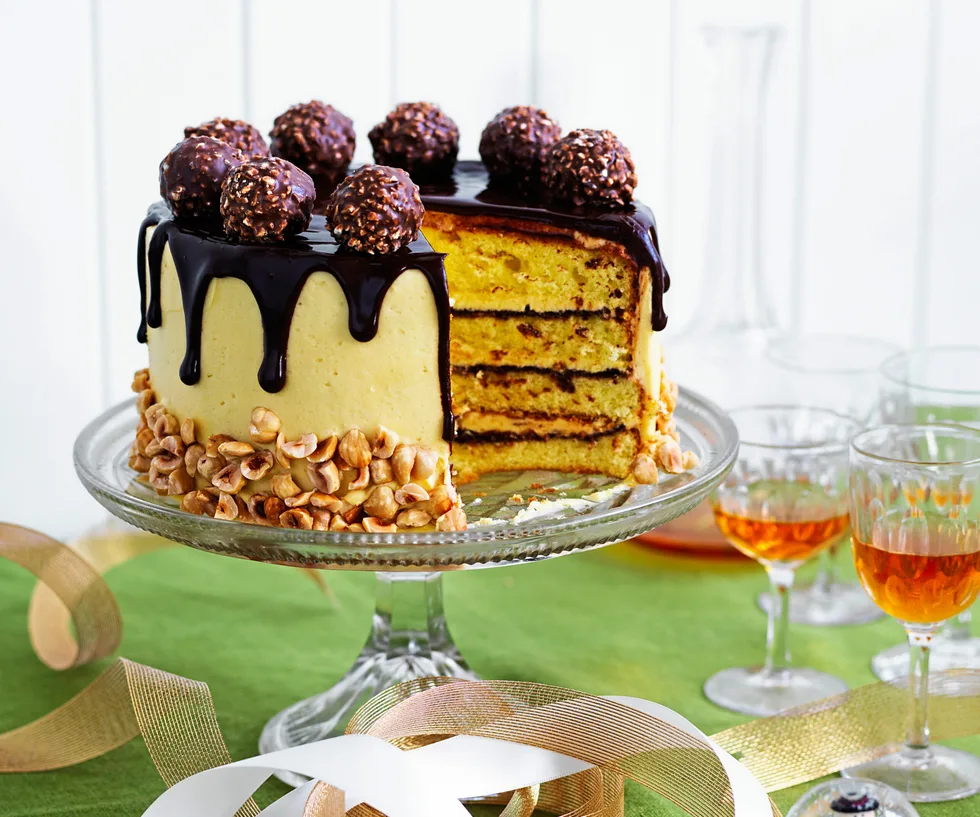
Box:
left=844, top=423, right=980, bottom=801
left=703, top=406, right=857, bottom=716
left=871, top=346, right=980, bottom=681
left=759, top=334, right=899, bottom=625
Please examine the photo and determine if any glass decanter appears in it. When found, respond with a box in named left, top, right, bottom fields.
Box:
left=640, top=24, right=782, bottom=554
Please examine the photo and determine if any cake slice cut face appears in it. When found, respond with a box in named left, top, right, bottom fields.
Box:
left=419, top=162, right=677, bottom=483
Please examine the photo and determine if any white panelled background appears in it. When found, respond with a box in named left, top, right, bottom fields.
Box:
left=1, top=0, right=976, bottom=538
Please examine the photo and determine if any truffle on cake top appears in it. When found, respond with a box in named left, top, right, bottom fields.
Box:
left=326, top=165, right=423, bottom=255
left=369, top=102, right=459, bottom=180
left=269, top=100, right=356, bottom=182
left=479, top=105, right=561, bottom=192
left=544, top=128, right=637, bottom=208
left=159, top=136, right=245, bottom=220
left=219, top=156, right=316, bottom=243
left=184, top=117, right=270, bottom=159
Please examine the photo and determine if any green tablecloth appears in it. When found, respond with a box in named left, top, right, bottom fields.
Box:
left=1, top=536, right=978, bottom=816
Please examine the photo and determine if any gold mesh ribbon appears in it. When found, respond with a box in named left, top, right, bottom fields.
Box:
left=1, top=521, right=980, bottom=817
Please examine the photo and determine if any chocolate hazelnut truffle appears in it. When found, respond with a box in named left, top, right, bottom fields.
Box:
left=479, top=106, right=561, bottom=191
left=544, top=128, right=637, bottom=208
left=369, top=102, right=459, bottom=180
left=184, top=117, right=269, bottom=159
left=219, top=157, right=315, bottom=243
left=269, top=100, right=356, bottom=180
left=159, top=136, right=245, bottom=220
left=326, top=165, right=423, bottom=255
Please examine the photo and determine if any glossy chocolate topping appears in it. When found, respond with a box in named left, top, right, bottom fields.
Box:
left=137, top=201, right=454, bottom=440
left=419, top=161, right=669, bottom=330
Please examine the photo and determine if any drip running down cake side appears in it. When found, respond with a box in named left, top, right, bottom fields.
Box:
left=130, top=102, right=697, bottom=532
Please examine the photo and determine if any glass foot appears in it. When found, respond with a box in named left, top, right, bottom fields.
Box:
left=704, top=666, right=848, bottom=717
left=259, top=572, right=476, bottom=787
left=757, top=580, right=884, bottom=626
left=872, top=636, right=980, bottom=682
left=843, top=745, right=980, bottom=803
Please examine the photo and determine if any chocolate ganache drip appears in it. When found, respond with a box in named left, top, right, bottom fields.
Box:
left=136, top=201, right=454, bottom=441
left=418, top=161, right=670, bottom=330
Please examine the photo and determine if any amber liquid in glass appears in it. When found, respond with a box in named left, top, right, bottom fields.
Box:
left=853, top=510, right=980, bottom=623
left=712, top=480, right=849, bottom=563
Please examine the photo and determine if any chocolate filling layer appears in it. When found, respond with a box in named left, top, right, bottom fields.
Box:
left=419, top=161, right=669, bottom=331
left=455, top=425, right=627, bottom=444
left=136, top=201, right=454, bottom=441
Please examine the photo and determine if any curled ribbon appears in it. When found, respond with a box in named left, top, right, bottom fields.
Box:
left=2, top=522, right=980, bottom=816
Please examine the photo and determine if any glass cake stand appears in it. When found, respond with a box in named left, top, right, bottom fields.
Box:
left=75, top=389, right=737, bottom=785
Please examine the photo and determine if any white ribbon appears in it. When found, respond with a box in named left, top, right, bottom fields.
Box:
left=143, top=695, right=770, bottom=816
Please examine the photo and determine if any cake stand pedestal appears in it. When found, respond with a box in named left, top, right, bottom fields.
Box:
left=259, top=571, right=475, bottom=775
left=75, top=388, right=738, bottom=787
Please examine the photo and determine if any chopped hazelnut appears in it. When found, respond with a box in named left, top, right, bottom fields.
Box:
left=632, top=453, right=659, bottom=484
left=136, top=428, right=155, bottom=456
left=308, top=460, right=341, bottom=494
left=263, top=496, right=286, bottom=524
left=280, top=508, right=314, bottom=530
left=161, top=435, right=185, bottom=457
left=397, top=508, right=431, bottom=528
left=215, top=492, right=240, bottom=521
left=394, top=483, right=429, bottom=505
left=184, top=443, right=205, bottom=476
left=218, top=440, right=255, bottom=459
left=206, top=434, right=235, bottom=457
left=310, top=492, right=343, bottom=512
left=136, top=389, right=155, bottom=416
left=128, top=454, right=152, bottom=473
left=284, top=490, right=315, bottom=508
left=281, top=433, right=318, bottom=459
left=182, top=490, right=217, bottom=517
left=657, top=440, right=684, bottom=474
left=348, top=466, right=370, bottom=491
left=391, top=443, right=416, bottom=484
left=682, top=450, right=700, bottom=471
left=180, top=417, right=197, bottom=445
left=212, top=462, right=246, bottom=494
left=132, top=369, right=151, bottom=394
left=153, top=413, right=180, bottom=440
left=372, top=426, right=397, bottom=459
left=370, top=458, right=394, bottom=484
left=271, top=473, right=302, bottom=499
left=363, top=517, right=398, bottom=533
left=339, top=428, right=372, bottom=469
left=411, top=447, right=438, bottom=481
left=308, top=435, right=338, bottom=463
left=435, top=508, right=466, bottom=532
left=248, top=407, right=281, bottom=443
left=240, top=449, right=274, bottom=480
left=363, top=486, right=398, bottom=520
left=168, top=467, right=195, bottom=496
left=197, top=454, right=227, bottom=482
left=151, top=452, right=183, bottom=474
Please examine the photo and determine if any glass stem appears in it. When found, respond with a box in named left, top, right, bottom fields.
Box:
left=368, top=572, right=452, bottom=658
left=764, top=565, right=794, bottom=679
left=905, top=626, right=937, bottom=752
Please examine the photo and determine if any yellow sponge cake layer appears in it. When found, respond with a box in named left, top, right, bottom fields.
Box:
left=451, top=369, right=642, bottom=422
left=423, top=211, right=638, bottom=313
left=450, top=312, right=635, bottom=372
left=453, top=431, right=640, bottom=483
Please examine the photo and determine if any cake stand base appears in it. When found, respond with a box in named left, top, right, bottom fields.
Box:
left=259, top=571, right=476, bottom=787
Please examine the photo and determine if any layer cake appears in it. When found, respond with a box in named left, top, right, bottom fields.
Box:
left=130, top=103, right=693, bottom=532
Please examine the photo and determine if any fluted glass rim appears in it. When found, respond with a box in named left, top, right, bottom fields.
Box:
left=766, top=333, right=902, bottom=376
left=851, top=422, right=980, bottom=467
left=727, top=404, right=862, bottom=454
left=880, top=345, right=980, bottom=397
